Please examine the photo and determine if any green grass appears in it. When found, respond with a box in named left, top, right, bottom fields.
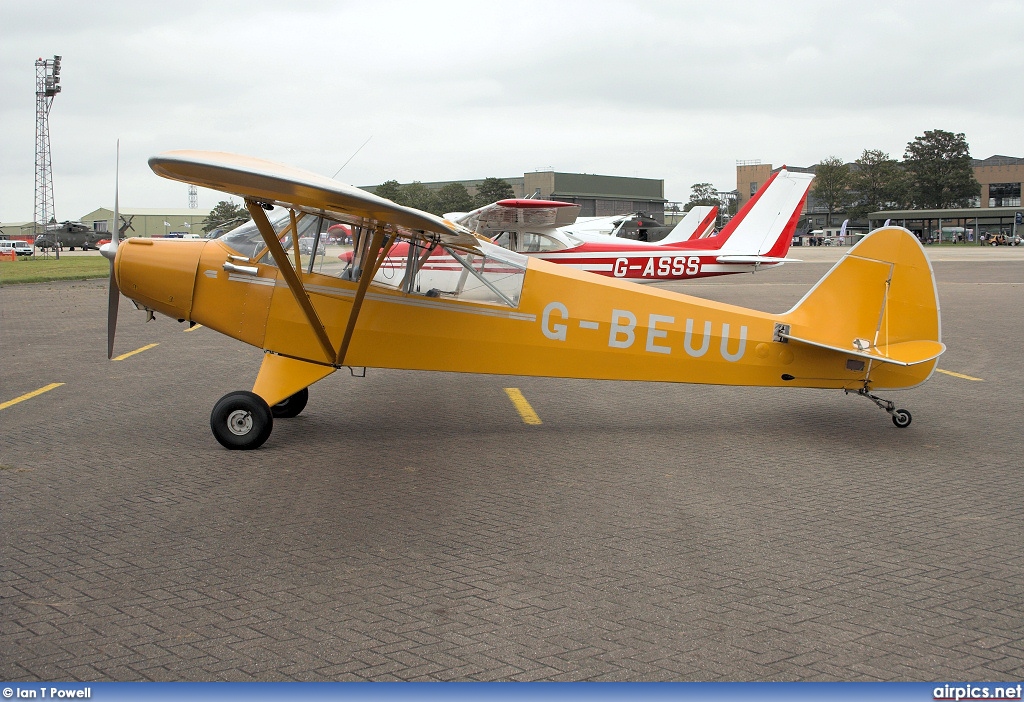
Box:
left=0, top=256, right=109, bottom=285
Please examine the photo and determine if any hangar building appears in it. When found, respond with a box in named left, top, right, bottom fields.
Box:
left=366, top=170, right=667, bottom=223
left=79, top=207, right=212, bottom=238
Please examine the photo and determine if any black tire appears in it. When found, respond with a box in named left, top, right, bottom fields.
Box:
left=271, top=387, right=309, bottom=419
left=892, top=409, right=912, bottom=428
left=210, top=391, right=273, bottom=449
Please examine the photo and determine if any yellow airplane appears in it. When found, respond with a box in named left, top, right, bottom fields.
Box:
left=102, top=151, right=945, bottom=449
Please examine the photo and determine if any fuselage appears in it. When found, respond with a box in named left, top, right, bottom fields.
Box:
left=113, top=233, right=932, bottom=393
left=358, top=236, right=782, bottom=282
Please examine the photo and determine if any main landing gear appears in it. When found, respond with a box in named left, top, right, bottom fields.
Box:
left=847, top=387, right=913, bottom=428
left=271, top=387, right=308, bottom=418
left=210, top=388, right=310, bottom=449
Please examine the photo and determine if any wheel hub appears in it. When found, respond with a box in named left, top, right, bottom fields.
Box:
left=226, top=409, right=253, bottom=436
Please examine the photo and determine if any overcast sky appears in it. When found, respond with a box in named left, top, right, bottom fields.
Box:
left=1, top=0, right=1022, bottom=221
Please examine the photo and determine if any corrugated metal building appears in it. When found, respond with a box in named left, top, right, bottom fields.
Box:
left=0, top=222, right=38, bottom=241
left=79, top=207, right=211, bottom=238
left=524, top=171, right=665, bottom=220
left=366, top=170, right=667, bottom=223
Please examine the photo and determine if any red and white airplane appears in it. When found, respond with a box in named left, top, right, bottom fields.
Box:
left=451, top=167, right=813, bottom=282
left=547, top=205, right=718, bottom=243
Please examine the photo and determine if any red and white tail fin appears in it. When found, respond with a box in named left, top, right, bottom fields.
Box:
left=714, top=168, right=813, bottom=258
left=658, top=205, right=718, bottom=245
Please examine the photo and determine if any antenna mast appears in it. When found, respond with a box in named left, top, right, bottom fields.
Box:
left=34, top=55, right=62, bottom=258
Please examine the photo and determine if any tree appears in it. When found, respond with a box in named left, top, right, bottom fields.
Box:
left=203, top=200, right=248, bottom=234
left=847, top=149, right=912, bottom=220
left=903, top=129, right=980, bottom=208
left=375, top=180, right=402, bottom=203
left=398, top=182, right=436, bottom=213
left=812, top=157, right=852, bottom=226
left=433, top=182, right=474, bottom=215
left=685, top=182, right=720, bottom=211
left=473, top=177, right=515, bottom=208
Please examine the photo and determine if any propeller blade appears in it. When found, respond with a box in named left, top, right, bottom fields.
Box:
left=105, top=140, right=121, bottom=359
left=106, top=263, right=120, bottom=359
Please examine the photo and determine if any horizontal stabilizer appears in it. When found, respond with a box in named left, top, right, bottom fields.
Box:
left=781, top=334, right=946, bottom=367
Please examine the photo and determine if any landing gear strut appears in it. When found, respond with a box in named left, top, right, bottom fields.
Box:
left=211, top=391, right=273, bottom=449
left=847, top=387, right=912, bottom=428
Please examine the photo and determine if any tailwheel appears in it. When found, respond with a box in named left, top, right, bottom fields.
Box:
left=211, top=391, right=273, bottom=450
left=848, top=387, right=913, bottom=429
left=891, top=409, right=912, bottom=428
left=271, top=387, right=309, bottom=419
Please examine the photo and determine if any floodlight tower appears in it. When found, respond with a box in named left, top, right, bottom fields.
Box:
left=188, top=184, right=198, bottom=209
left=34, top=55, right=62, bottom=259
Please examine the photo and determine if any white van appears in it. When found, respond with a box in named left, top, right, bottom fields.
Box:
left=1, top=240, right=34, bottom=256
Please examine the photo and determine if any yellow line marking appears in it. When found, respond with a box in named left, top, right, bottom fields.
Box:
left=112, top=343, right=159, bottom=361
left=936, top=368, right=983, bottom=382
left=504, top=387, right=542, bottom=425
left=0, top=383, right=64, bottom=411
left=183, top=324, right=203, bottom=332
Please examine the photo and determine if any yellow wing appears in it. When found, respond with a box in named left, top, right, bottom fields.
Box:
left=149, top=150, right=481, bottom=252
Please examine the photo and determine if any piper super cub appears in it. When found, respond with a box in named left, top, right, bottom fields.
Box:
left=102, top=151, right=944, bottom=450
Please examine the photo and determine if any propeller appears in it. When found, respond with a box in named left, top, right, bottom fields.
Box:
left=101, top=141, right=121, bottom=359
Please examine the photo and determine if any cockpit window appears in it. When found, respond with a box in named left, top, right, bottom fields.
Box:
left=487, top=230, right=577, bottom=253
left=519, top=232, right=567, bottom=252
left=220, top=207, right=527, bottom=309
left=370, top=239, right=528, bottom=308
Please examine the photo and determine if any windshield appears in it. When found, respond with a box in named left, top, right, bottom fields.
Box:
left=218, top=208, right=341, bottom=273
left=218, top=211, right=283, bottom=259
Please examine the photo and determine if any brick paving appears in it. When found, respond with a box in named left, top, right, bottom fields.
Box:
left=0, top=260, right=1022, bottom=681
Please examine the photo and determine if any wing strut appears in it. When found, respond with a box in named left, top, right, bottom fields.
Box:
left=289, top=209, right=303, bottom=284
left=245, top=199, right=335, bottom=364
left=335, top=225, right=398, bottom=365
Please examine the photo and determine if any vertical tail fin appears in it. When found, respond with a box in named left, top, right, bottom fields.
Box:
left=715, top=168, right=814, bottom=256
left=658, top=205, right=718, bottom=245
left=780, top=226, right=944, bottom=389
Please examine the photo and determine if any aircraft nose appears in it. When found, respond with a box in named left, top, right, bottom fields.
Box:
left=115, top=238, right=206, bottom=320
